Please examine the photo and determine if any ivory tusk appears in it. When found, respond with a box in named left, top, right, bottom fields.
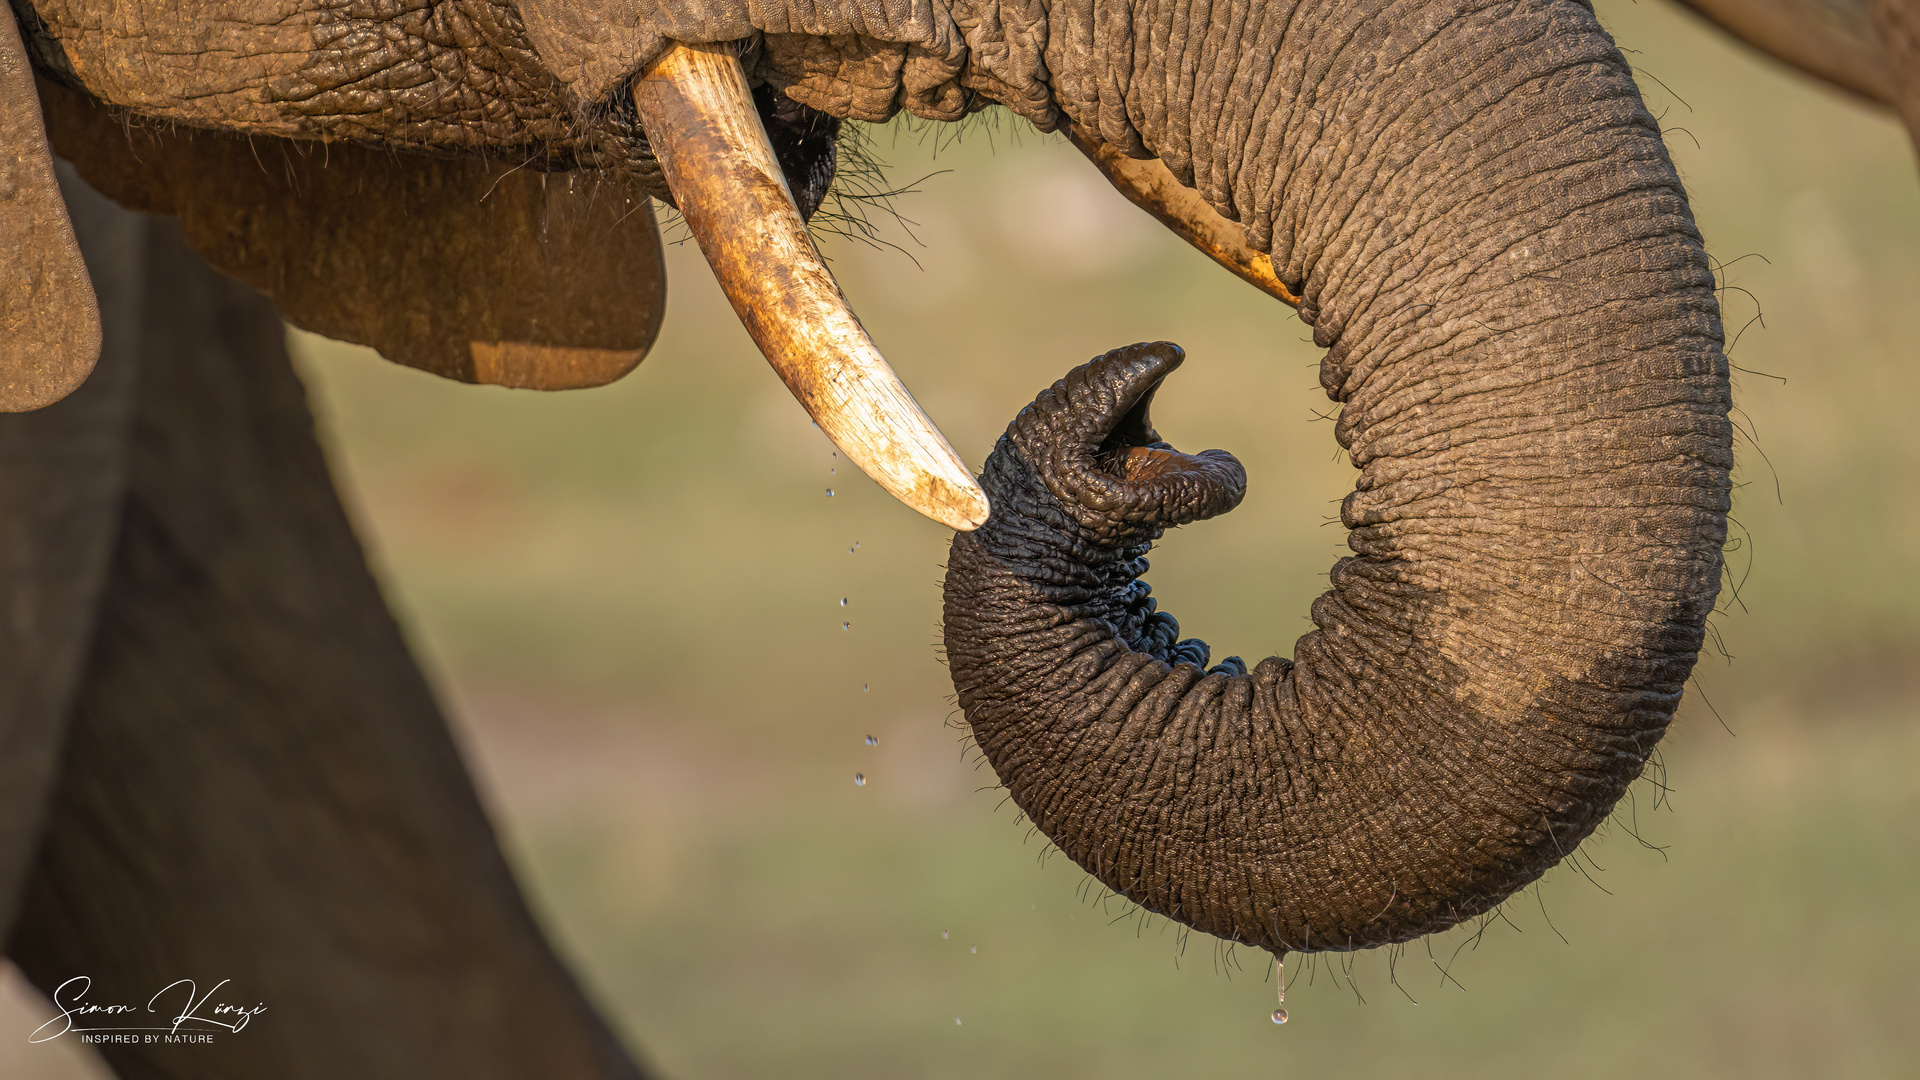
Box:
left=1066, top=126, right=1302, bottom=308
left=629, top=42, right=989, bottom=531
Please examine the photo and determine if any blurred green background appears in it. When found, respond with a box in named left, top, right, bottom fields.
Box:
left=9, top=0, right=1919, bottom=1076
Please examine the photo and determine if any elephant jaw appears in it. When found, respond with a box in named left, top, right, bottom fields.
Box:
left=628, top=42, right=989, bottom=532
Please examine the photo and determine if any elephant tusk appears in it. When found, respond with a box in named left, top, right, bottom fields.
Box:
left=1066, top=126, right=1302, bottom=308
left=628, top=42, right=989, bottom=532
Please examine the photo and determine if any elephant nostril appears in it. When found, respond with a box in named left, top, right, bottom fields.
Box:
left=1002, top=345, right=1248, bottom=538
left=1109, top=445, right=1189, bottom=483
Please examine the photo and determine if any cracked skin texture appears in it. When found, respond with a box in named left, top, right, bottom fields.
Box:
left=946, top=339, right=1729, bottom=956
left=15, top=0, right=1058, bottom=155
left=10, top=0, right=1060, bottom=385
left=22, top=0, right=583, bottom=154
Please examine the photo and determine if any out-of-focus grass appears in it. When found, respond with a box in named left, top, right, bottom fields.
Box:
left=451, top=693, right=1917, bottom=1080
left=10, top=0, right=1904, bottom=1076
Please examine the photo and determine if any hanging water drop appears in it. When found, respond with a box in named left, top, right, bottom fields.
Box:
left=853, top=773, right=866, bottom=786
left=1270, top=953, right=1288, bottom=1025
left=865, top=735, right=878, bottom=746
left=840, top=597, right=848, bottom=606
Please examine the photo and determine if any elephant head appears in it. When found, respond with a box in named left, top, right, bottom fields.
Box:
left=1, top=0, right=1737, bottom=1051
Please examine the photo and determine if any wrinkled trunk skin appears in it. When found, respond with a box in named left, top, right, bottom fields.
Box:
left=945, top=1, right=1732, bottom=955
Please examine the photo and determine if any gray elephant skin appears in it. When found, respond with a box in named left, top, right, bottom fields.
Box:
left=2, top=0, right=1917, bottom=1076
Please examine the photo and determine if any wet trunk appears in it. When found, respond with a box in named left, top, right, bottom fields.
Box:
left=944, top=0, right=1732, bottom=954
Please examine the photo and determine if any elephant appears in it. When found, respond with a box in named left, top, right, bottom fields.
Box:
left=0, top=0, right=1915, bottom=1075
left=1674, top=0, right=1920, bottom=146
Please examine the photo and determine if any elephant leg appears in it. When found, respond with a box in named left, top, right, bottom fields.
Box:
left=5, top=188, right=647, bottom=1079
left=0, top=165, right=142, bottom=937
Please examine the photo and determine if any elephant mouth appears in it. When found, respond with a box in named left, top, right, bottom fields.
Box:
left=751, top=81, right=841, bottom=223
left=629, top=41, right=1302, bottom=534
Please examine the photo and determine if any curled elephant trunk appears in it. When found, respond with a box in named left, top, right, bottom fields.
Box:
left=629, top=43, right=988, bottom=531
left=943, top=5, right=1733, bottom=955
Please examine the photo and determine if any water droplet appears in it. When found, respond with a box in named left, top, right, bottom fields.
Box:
left=862, top=684, right=870, bottom=693
left=969, top=946, right=977, bottom=954
left=825, top=488, right=835, bottom=497
left=831, top=450, right=838, bottom=458
left=842, top=621, right=851, bottom=631
left=941, top=930, right=949, bottom=939
left=853, top=773, right=866, bottom=786
left=865, top=735, right=878, bottom=746
left=840, top=597, right=848, bottom=607
left=1270, top=954, right=1289, bottom=1025
left=954, top=1017, right=962, bottom=1026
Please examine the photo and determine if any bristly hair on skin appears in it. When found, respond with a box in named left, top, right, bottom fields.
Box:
left=807, top=120, right=949, bottom=269
left=647, top=117, right=946, bottom=267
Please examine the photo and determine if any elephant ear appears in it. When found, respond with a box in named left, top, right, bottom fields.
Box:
left=1, top=10, right=99, bottom=411
left=36, top=78, right=665, bottom=391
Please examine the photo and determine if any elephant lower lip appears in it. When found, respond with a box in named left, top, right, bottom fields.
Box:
left=751, top=81, right=840, bottom=222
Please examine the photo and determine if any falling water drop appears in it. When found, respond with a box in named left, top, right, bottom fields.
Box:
left=862, top=683, right=869, bottom=693
left=941, top=930, right=949, bottom=939
left=840, top=597, right=848, bottom=606
left=853, top=773, right=866, bottom=786
left=969, top=946, right=977, bottom=954
left=830, top=468, right=836, bottom=475
left=865, top=735, right=878, bottom=746
left=842, top=621, right=851, bottom=631
left=954, top=1017, right=962, bottom=1026
left=1270, top=953, right=1288, bottom=1025
left=825, top=488, right=835, bottom=497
